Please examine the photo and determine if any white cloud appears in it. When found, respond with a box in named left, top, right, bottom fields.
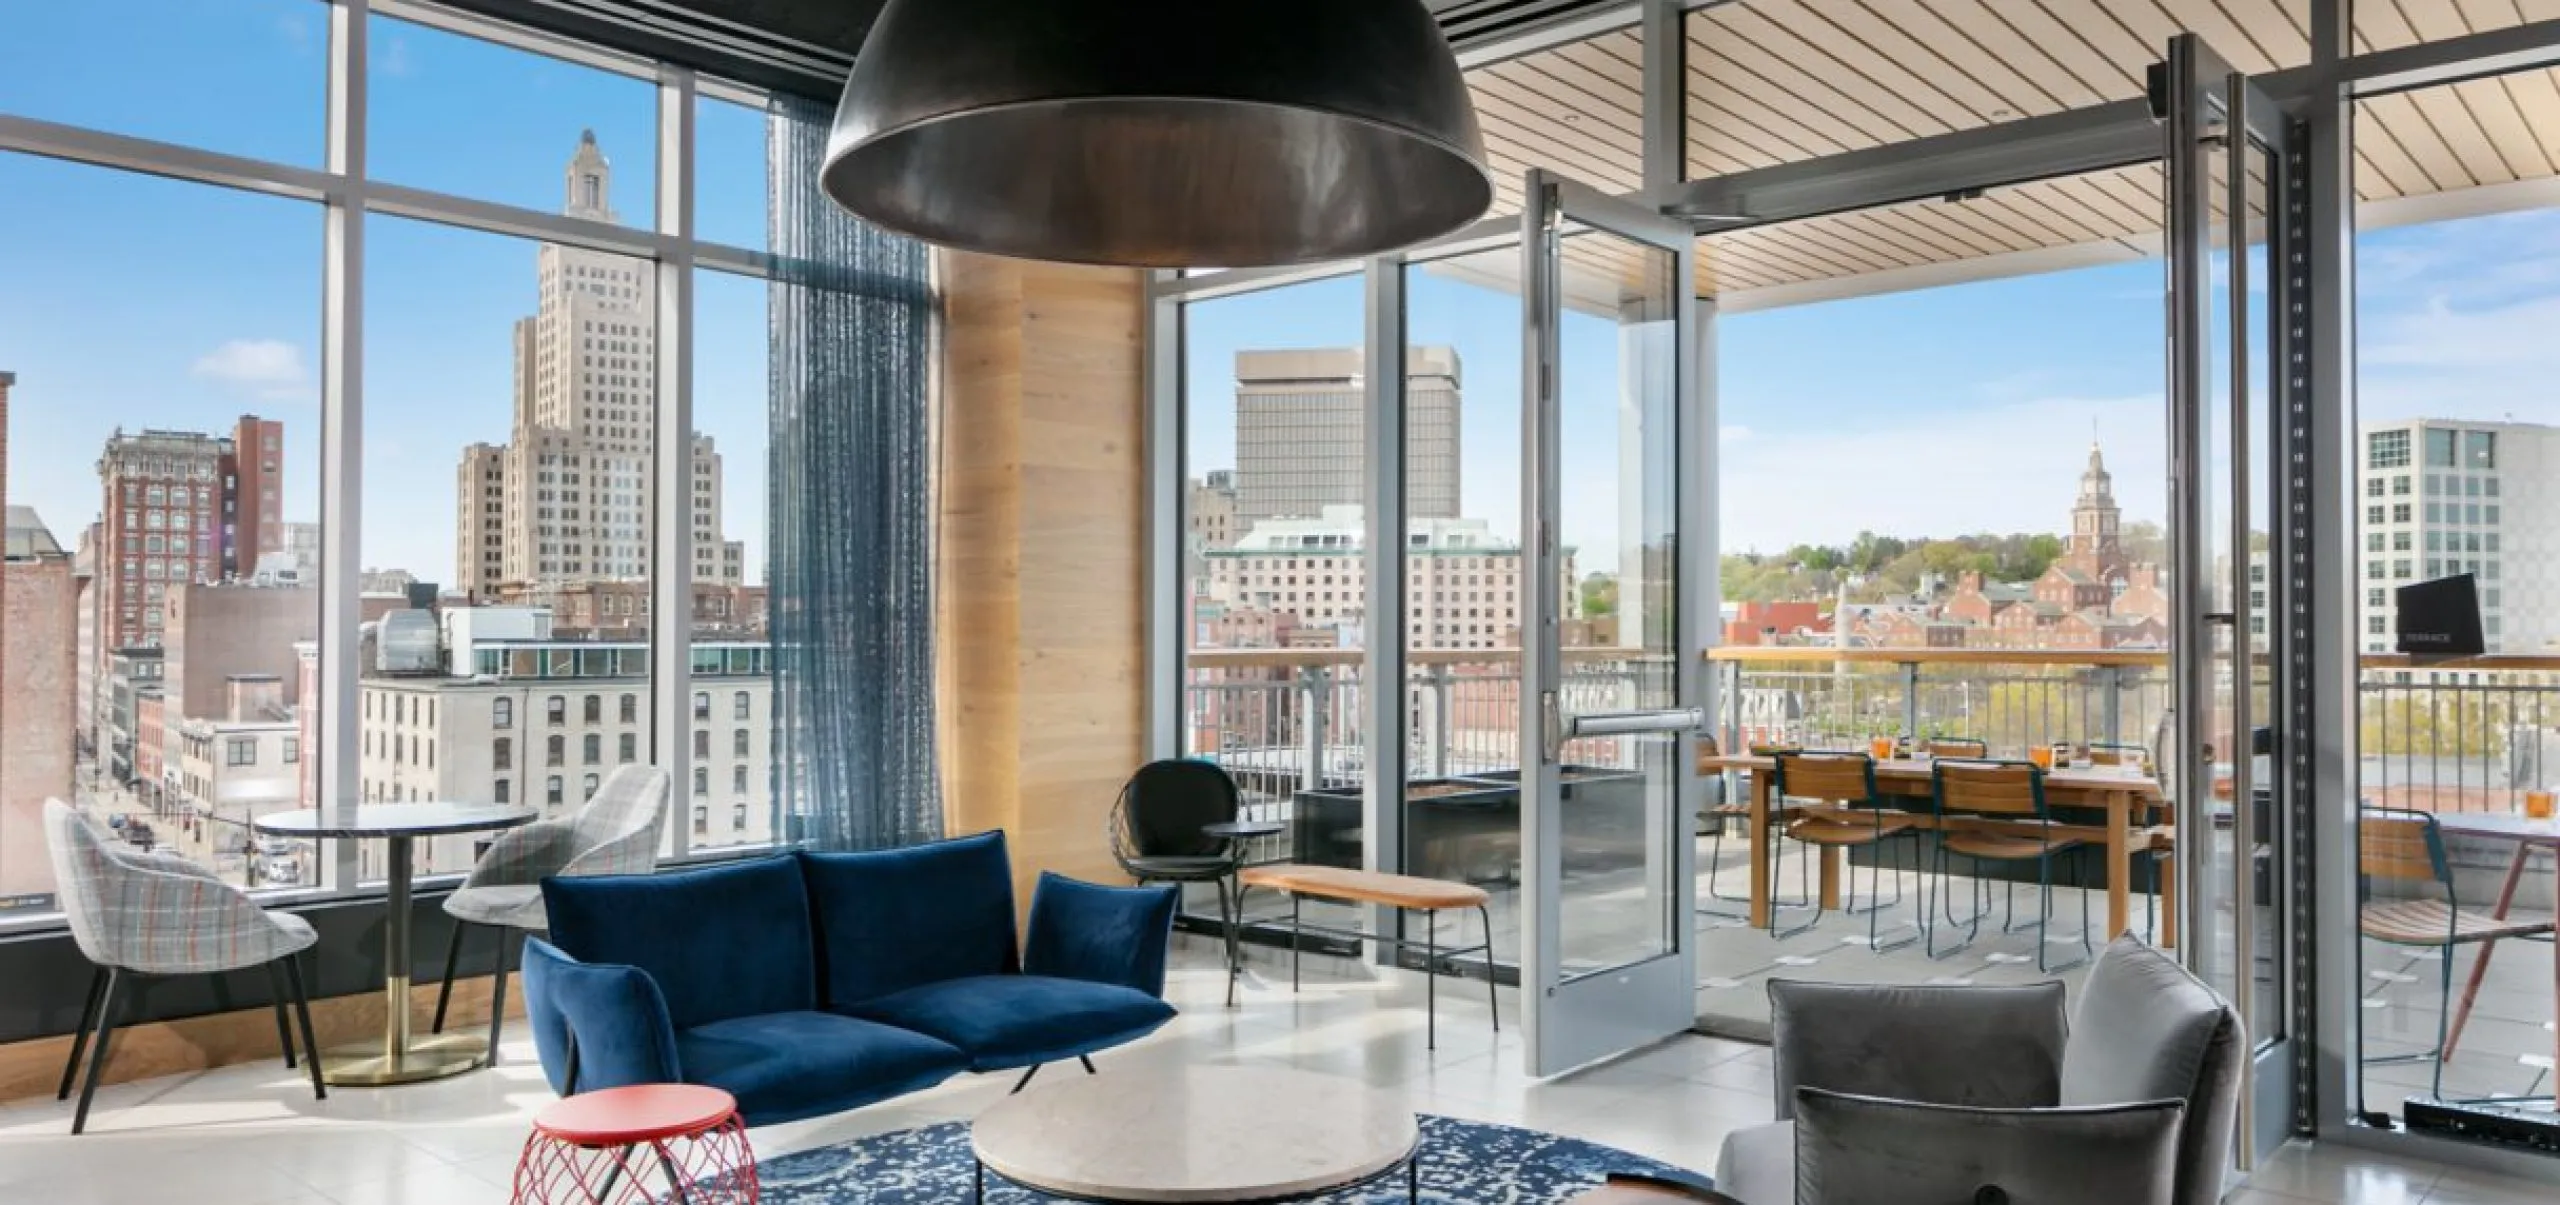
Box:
left=192, top=339, right=317, bottom=403
left=1720, top=393, right=2167, bottom=554
left=1719, top=424, right=1753, bottom=444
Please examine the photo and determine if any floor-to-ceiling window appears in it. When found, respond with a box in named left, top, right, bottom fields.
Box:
left=0, top=0, right=883, bottom=931
left=2349, top=61, right=2560, bottom=1133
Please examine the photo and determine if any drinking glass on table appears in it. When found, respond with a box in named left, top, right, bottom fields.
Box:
left=2027, top=745, right=2057, bottom=770
left=1869, top=736, right=1897, bottom=761
left=2528, top=790, right=2556, bottom=821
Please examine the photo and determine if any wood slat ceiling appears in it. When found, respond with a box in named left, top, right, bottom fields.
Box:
left=1462, top=0, right=2560, bottom=301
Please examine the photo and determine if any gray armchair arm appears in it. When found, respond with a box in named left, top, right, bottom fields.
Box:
left=129, top=849, right=223, bottom=881
left=459, top=819, right=578, bottom=889
left=1767, top=980, right=2068, bottom=1120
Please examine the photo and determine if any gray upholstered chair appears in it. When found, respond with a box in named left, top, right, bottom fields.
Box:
left=429, top=765, right=668, bottom=1060
left=44, top=800, right=325, bottom=1134
left=1714, top=934, right=2243, bottom=1205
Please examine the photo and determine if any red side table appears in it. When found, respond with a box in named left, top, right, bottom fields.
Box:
left=512, top=1084, right=758, bottom=1204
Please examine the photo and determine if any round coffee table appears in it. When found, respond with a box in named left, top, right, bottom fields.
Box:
left=971, top=1065, right=1420, bottom=1203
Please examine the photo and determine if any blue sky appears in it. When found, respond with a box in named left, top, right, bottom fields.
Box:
left=8, top=2, right=2560, bottom=582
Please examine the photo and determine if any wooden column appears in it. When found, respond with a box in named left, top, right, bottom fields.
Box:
left=937, top=253, right=1148, bottom=907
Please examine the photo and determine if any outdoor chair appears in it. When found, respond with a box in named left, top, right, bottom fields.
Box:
left=1926, top=759, right=2093, bottom=972
left=1108, top=758, right=1249, bottom=1001
left=2357, top=807, right=2557, bottom=1098
left=431, top=764, right=669, bottom=1062
left=44, top=800, right=325, bottom=1135
left=1768, top=752, right=1924, bottom=952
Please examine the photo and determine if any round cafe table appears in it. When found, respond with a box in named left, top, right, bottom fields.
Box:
left=255, top=802, right=535, bottom=1085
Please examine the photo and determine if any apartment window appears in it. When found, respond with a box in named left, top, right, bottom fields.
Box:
left=582, top=734, right=601, bottom=765
left=619, top=693, right=637, bottom=723
left=732, top=691, right=750, bottom=720
left=2485, top=477, right=2499, bottom=497
left=583, top=695, right=601, bottom=724
left=2368, top=563, right=2386, bottom=580
left=2369, top=616, right=2386, bottom=635
left=583, top=773, right=599, bottom=801
left=282, top=737, right=300, bottom=764
left=547, top=776, right=564, bottom=806
left=547, top=695, right=566, bottom=725
left=2392, top=504, right=2411, bottom=523
left=2394, top=560, right=2412, bottom=578
left=2423, top=427, right=2457, bottom=467
left=2425, top=559, right=2441, bottom=577
left=2368, top=429, right=2410, bottom=468
left=2393, top=533, right=2411, bottom=552
left=2368, top=589, right=2386, bottom=608
left=2464, top=430, right=2496, bottom=469
left=493, top=737, right=513, bottom=770
left=693, top=767, right=709, bottom=797
left=732, top=765, right=748, bottom=794
left=732, top=729, right=749, bottom=758
left=2464, top=476, right=2481, bottom=497
left=2485, top=505, right=2500, bottom=524
left=2423, top=503, right=2440, bottom=523
left=733, top=803, right=749, bottom=832
left=619, top=733, right=637, bottom=763
left=693, top=806, right=709, bottom=836
left=547, top=735, right=565, bottom=767
left=495, top=779, right=511, bottom=804
left=693, top=729, right=710, bottom=759
left=2424, top=474, right=2440, bottom=496
left=2366, top=533, right=2384, bottom=554
left=2366, top=505, right=2386, bottom=525
left=226, top=739, right=257, bottom=767
left=493, top=697, right=513, bottom=729
left=692, top=691, right=710, bottom=720
left=2365, top=477, right=2384, bottom=498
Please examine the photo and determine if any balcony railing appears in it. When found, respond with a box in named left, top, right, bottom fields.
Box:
left=1184, top=645, right=2560, bottom=816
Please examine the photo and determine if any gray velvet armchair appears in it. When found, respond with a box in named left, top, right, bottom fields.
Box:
left=1713, top=935, right=2244, bottom=1205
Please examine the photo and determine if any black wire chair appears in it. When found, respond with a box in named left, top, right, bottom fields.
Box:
left=1107, top=759, right=1248, bottom=1003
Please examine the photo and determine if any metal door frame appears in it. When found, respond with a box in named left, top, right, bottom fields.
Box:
left=1519, top=168, right=1703, bottom=1077
left=2162, top=31, right=2300, bottom=1172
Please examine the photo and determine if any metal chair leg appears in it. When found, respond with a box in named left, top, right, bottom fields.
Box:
left=263, top=962, right=297, bottom=1069
left=432, top=918, right=467, bottom=1035
left=487, top=927, right=517, bottom=1065
left=1011, top=1064, right=1043, bottom=1094
left=1215, top=875, right=1239, bottom=1008
left=1425, top=906, right=1438, bottom=1051
left=2430, top=947, right=2455, bottom=1099
left=286, top=955, right=326, bottom=1102
left=1291, top=893, right=1302, bottom=992
left=1867, top=837, right=1922, bottom=953
left=71, top=967, right=125, bottom=1135
left=58, top=966, right=107, bottom=1102
left=1479, top=903, right=1499, bottom=1033
left=1079, top=1054, right=1097, bottom=1075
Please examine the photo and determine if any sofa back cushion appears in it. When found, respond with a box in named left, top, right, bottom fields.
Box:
left=800, top=830, right=1018, bottom=1007
left=1769, top=979, right=2068, bottom=1120
left=2061, top=935, right=2245, bottom=1205
left=1795, top=1088, right=2184, bottom=1205
left=542, top=854, right=816, bottom=1029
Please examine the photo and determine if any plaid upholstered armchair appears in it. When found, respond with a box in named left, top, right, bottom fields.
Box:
left=45, top=800, right=325, bottom=1135
left=429, top=765, right=669, bottom=1060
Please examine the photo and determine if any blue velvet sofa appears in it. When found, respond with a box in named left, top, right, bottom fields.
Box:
left=520, top=830, right=1180, bottom=1126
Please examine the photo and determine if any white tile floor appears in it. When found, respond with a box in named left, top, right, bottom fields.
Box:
left=0, top=939, right=2552, bottom=1204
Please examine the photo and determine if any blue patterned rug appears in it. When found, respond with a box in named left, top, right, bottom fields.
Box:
left=757, top=1114, right=1697, bottom=1203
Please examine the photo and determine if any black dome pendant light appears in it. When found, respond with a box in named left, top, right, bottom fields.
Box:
left=821, top=0, right=1493, bottom=269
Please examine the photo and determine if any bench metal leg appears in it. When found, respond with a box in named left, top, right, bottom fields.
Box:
left=1424, top=906, right=1436, bottom=1051
left=1291, top=893, right=1302, bottom=992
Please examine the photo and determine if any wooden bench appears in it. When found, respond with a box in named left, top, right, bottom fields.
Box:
left=1236, top=864, right=1499, bottom=1049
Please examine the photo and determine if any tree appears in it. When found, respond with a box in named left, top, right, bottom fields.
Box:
left=1580, top=573, right=1619, bottom=617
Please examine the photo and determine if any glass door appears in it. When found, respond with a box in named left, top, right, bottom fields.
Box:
left=1518, top=169, right=1702, bottom=1076
left=2162, top=31, right=2294, bottom=1170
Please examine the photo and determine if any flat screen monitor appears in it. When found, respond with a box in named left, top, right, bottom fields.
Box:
left=2395, top=573, right=2484, bottom=658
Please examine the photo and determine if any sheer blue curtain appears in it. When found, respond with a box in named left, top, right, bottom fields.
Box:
left=766, top=94, right=941, bottom=850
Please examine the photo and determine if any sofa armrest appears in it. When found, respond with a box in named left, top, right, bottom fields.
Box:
left=1767, top=980, right=2067, bottom=1120
left=521, top=938, right=681, bottom=1096
left=1024, top=872, right=1179, bottom=996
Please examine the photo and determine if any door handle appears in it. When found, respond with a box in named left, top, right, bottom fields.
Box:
left=1560, top=708, right=1706, bottom=740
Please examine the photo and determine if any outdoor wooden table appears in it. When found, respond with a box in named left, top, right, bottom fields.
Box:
left=1697, top=753, right=2167, bottom=947
left=2431, top=811, right=2560, bottom=1082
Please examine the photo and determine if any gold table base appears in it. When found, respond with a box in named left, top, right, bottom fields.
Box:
left=319, top=1032, right=490, bottom=1086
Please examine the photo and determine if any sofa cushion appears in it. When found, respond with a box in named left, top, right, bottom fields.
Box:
left=2061, top=934, right=2244, bottom=1205
left=1796, top=1088, right=2185, bottom=1205
left=800, top=832, right=1018, bottom=1008
left=676, top=1011, right=968, bottom=1127
left=1769, top=980, right=2067, bottom=1119
left=842, top=974, right=1177, bottom=1071
left=1711, top=1120, right=1793, bottom=1205
left=544, top=855, right=816, bottom=1029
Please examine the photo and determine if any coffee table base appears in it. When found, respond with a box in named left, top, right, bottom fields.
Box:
left=320, top=1032, right=488, bottom=1086
left=974, top=1145, right=1419, bottom=1204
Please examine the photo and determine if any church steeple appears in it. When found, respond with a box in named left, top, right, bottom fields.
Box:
left=564, top=128, right=614, bottom=223
left=2069, top=440, right=2122, bottom=566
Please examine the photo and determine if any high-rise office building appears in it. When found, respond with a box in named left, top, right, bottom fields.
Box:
left=93, top=415, right=282, bottom=655
left=1232, top=347, right=1461, bottom=527
left=2357, top=419, right=2560, bottom=654
left=454, top=132, right=742, bottom=600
